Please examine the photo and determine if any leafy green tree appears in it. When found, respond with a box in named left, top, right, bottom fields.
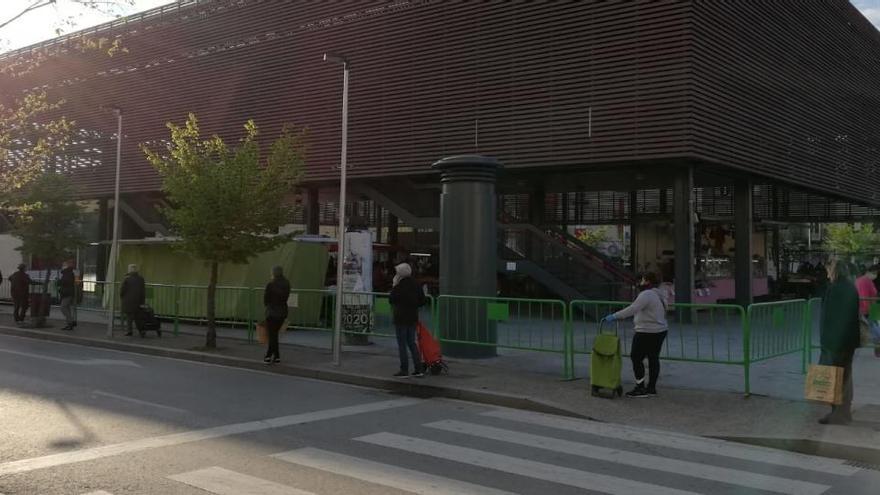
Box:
left=144, top=114, right=304, bottom=348
left=824, top=223, right=880, bottom=261
left=10, top=173, right=86, bottom=327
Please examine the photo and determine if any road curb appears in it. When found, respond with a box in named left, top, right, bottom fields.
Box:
left=0, top=325, right=586, bottom=420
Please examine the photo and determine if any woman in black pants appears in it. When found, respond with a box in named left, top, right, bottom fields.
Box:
left=603, top=272, right=669, bottom=397
left=263, top=266, right=290, bottom=364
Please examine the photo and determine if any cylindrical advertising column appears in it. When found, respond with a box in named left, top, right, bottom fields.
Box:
left=432, top=155, right=501, bottom=358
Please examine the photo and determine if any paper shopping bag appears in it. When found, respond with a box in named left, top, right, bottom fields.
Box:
left=256, top=321, right=268, bottom=344
left=805, top=364, right=844, bottom=405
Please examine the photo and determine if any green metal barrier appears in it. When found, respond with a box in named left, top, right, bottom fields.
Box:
left=570, top=300, right=749, bottom=391
left=747, top=299, right=807, bottom=363
left=436, top=295, right=570, bottom=377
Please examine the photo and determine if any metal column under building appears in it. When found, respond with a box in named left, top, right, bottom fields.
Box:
left=674, top=166, right=694, bottom=304
left=735, top=179, right=753, bottom=306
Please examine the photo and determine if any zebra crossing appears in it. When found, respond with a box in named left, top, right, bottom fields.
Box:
left=71, top=408, right=865, bottom=495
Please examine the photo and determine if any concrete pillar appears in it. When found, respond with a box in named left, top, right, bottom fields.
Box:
left=529, top=185, right=545, bottom=226
left=735, top=179, right=753, bottom=306
left=673, top=166, right=694, bottom=305
left=388, top=214, right=399, bottom=245
left=629, top=190, right=638, bottom=273
left=433, top=155, right=501, bottom=358
left=306, top=187, right=320, bottom=235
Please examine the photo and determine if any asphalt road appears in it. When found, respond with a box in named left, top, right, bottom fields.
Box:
left=0, top=333, right=878, bottom=495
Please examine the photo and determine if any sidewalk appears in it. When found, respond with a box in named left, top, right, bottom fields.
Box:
left=2, top=306, right=880, bottom=464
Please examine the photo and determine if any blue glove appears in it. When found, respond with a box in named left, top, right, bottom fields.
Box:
left=602, top=314, right=616, bottom=323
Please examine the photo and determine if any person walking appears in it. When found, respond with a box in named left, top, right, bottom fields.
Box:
left=9, top=264, right=32, bottom=324
left=855, top=264, right=880, bottom=358
left=603, top=272, right=669, bottom=397
left=389, top=262, right=427, bottom=378
left=59, top=260, right=77, bottom=331
left=120, top=264, right=146, bottom=337
left=818, top=260, right=861, bottom=425
left=263, top=266, right=290, bottom=364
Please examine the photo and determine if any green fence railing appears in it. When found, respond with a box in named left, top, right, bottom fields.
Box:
left=54, top=279, right=833, bottom=393
left=436, top=295, right=571, bottom=378
left=570, top=300, right=749, bottom=390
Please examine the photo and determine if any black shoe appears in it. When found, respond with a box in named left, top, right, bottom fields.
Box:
left=393, top=370, right=409, bottom=378
left=626, top=384, right=650, bottom=398
left=411, top=370, right=425, bottom=378
left=124, top=331, right=133, bottom=336
left=273, top=358, right=281, bottom=364
left=263, top=357, right=272, bottom=364
left=62, top=325, right=73, bottom=331
left=646, top=387, right=657, bottom=396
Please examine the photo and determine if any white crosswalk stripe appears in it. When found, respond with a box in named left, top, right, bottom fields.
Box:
left=80, top=491, right=115, bottom=495
left=482, top=408, right=860, bottom=476
left=357, top=432, right=704, bottom=495
left=168, top=467, right=316, bottom=495
left=273, top=447, right=516, bottom=495
left=427, top=419, right=830, bottom=495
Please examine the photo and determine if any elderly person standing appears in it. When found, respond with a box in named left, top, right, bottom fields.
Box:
left=819, top=260, right=861, bottom=425
left=120, top=264, right=146, bottom=337
left=263, top=266, right=290, bottom=364
left=389, top=262, right=427, bottom=378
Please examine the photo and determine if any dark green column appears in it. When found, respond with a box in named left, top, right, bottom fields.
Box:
left=432, top=155, right=501, bottom=358
left=735, top=178, right=753, bottom=306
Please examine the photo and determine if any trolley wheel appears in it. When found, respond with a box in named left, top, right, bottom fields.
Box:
left=591, top=385, right=600, bottom=397
left=616, top=386, right=624, bottom=397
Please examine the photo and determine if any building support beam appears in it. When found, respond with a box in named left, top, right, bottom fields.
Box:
left=306, top=187, right=320, bottom=235
left=629, top=190, right=638, bottom=273
left=735, top=178, right=753, bottom=306
left=673, top=166, right=694, bottom=305
left=388, top=214, right=399, bottom=245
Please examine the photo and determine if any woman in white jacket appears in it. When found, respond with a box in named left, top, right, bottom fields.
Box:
left=602, top=272, right=668, bottom=397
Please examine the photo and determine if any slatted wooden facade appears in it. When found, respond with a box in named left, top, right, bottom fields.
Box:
left=1, top=0, right=878, bottom=206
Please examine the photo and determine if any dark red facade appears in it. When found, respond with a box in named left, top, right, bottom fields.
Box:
left=1, top=0, right=879, bottom=204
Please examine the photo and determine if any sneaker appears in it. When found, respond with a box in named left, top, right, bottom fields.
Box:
left=411, top=370, right=425, bottom=378
left=263, top=357, right=272, bottom=364
left=626, top=384, right=650, bottom=398
left=393, top=370, right=409, bottom=378
left=646, top=388, right=658, bottom=396
left=273, top=358, right=281, bottom=364
left=124, top=331, right=133, bottom=337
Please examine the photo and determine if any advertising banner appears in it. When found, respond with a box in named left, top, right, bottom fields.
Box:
left=342, top=230, right=373, bottom=339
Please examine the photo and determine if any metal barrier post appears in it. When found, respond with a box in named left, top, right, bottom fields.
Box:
left=173, top=285, right=180, bottom=336
left=743, top=305, right=752, bottom=397
left=563, top=302, right=574, bottom=380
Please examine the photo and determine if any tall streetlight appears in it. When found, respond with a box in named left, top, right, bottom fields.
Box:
left=104, top=106, right=123, bottom=338
left=324, top=52, right=348, bottom=366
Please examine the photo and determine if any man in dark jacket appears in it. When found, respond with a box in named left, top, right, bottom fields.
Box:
left=263, top=266, right=291, bottom=364
left=120, top=264, right=146, bottom=337
left=9, top=264, right=31, bottom=324
left=389, top=262, right=427, bottom=377
left=819, top=260, right=861, bottom=425
left=59, top=260, right=77, bottom=331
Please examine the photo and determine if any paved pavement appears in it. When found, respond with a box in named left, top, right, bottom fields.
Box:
left=1, top=334, right=878, bottom=495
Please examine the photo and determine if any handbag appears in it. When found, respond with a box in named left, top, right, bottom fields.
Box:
left=805, top=364, right=844, bottom=405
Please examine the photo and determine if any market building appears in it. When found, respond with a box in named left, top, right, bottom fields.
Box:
left=1, top=0, right=879, bottom=304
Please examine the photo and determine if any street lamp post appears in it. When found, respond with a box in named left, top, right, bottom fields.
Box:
left=324, top=52, right=349, bottom=366
left=105, top=107, right=122, bottom=338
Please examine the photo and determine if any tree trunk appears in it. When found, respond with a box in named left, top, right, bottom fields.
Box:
left=205, top=261, right=218, bottom=349
left=32, top=265, right=51, bottom=328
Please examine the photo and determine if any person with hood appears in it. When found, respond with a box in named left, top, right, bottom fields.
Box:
left=389, top=262, right=427, bottom=377
left=120, top=264, right=146, bottom=337
left=263, top=266, right=291, bottom=364
left=818, top=260, right=860, bottom=425
left=59, top=260, right=77, bottom=331
left=602, top=272, right=668, bottom=397
left=9, top=264, right=32, bottom=324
